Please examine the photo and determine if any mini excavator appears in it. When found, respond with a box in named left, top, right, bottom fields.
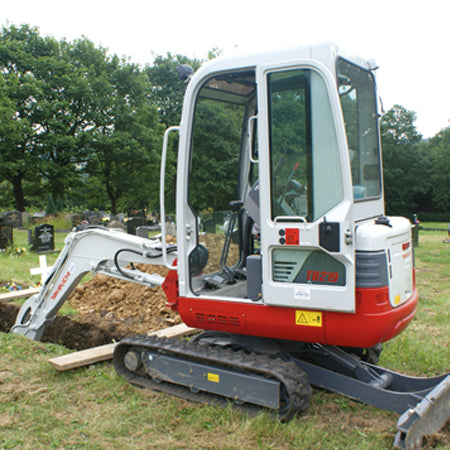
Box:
left=12, top=43, right=449, bottom=449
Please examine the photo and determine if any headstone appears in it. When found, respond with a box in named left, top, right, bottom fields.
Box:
left=136, top=226, right=150, bottom=238
left=70, top=214, right=82, bottom=229
left=108, top=220, right=125, bottom=231
left=114, top=213, right=125, bottom=222
left=165, top=221, right=176, bottom=237
left=30, top=224, right=55, bottom=253
left=1, top=210, right=23, bottom=228
left=30, top=211, right=46, bottom=225
left=21, top=212, right=31, bottom=227
left=0, top=218, right=13, bottom=250
left=135, top=224, right=161, bottom=238
left=82, top=211, right=94, bottom=221
left=88, top=213, right=103, bottom=226
left=203, top=218, right=216, bottom=233
left=126, top=217, right=146, bottom=235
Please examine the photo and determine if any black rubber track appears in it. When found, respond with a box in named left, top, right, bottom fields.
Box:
left=113, top=334, right=312, bottom=421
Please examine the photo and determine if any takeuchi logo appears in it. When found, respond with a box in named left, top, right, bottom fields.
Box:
left=50, top=264, right=76, bottom=300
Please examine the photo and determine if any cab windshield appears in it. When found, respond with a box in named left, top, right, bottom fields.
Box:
left=337, top=58, right=382, bottom=200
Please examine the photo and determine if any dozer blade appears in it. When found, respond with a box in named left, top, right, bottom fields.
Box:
left=394, top=374, right=450, bottom=449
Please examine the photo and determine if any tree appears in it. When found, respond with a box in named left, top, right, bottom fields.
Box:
left=145, top=53, right=202, bottom=127
left=423, top=127, right=450, bottom=216
left=381, top=105, right=424, bottom=217
left=0, top=25, right=164, bottom=214
left=145, top=54, right=202, bottom=213
left=81, top=53, right=163, bottom=214
left=0, top=25, right=95, bottom=211
left=0, top=25, right=54, bottom=210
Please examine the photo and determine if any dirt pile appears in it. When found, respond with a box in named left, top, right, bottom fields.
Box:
left=68, top=265, right=182, bottom=337
left=64, top=232, right=238, bottom=342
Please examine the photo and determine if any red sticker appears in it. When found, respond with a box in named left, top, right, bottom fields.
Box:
left=285, top=228, right=299, bottom=245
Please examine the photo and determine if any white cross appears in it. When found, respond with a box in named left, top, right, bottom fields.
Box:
left=30, top=255, right=53, bottom=284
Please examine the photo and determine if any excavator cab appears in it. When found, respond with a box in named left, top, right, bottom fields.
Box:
left=170, top=44, right=416, bottom=348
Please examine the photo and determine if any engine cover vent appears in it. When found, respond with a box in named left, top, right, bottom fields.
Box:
left=272, top=261, right=297, bottom=282
left=194, top=312, right=241, bottom=328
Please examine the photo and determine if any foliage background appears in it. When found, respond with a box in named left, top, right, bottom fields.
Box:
left=0, top=24, right=448, bottom=220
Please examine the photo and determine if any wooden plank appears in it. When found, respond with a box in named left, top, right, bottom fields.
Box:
left=48, top=343, right=118, bottom=371
left=48, top=323, right=199, bottom=371
left=0, top=287, right=40, bottom=302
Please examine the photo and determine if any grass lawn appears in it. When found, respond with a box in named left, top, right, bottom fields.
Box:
left=0, top=229, right=67, bottom=291
left=0, top=224, right=448, bottom=448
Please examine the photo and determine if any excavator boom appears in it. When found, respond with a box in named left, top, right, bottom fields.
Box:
left=12, top=227, right=175, bottom=340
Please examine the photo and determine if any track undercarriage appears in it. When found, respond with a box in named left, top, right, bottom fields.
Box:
left=113, top=333, right=312, bottom=421
left=113, top=331, right=449, bottom=449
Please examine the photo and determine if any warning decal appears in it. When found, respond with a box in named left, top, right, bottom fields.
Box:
left=207, top=372, right=220, bottom=383
left=285, top=228, right=300, bottom=245
left=295, top=310, right=323, bottom=327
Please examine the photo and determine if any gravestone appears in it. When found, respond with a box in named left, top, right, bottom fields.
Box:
left=165, top=221, right=176, bottom=237
left=1, top=210, right=23, bottom=228
left=82, top=211, right=94, bottom=221
left=30, top=224, right=55, bottom=253
left=136, top=224, right=161, bottom=238
left=30, top=211, right=46, bottom=225
left=71, top=214, right=82, bottom=229
left=21, top=212, right=30, bottom=227
left=136, top=226, right=150, bottom=238
left=80, top=211, right=106, bottom=227
left=203, top=218, right=216, bottom=233
left=88, top=213, right=103, bottom=226
left=126, top=217, right=146, bottom=235
left=114, top=213, right=125, bottom=223
left=0, top=218, right=13, bottom=250
left=108, top=220, right=125, bottom=231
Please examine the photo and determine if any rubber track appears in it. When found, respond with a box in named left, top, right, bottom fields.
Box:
left=114, top=334, right=311, bottom=421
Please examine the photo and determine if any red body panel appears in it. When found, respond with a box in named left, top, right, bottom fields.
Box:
left=163, top=272, right=418, bottom=348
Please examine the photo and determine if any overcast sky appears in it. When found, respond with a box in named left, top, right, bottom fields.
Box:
left=2, top=0, right=449, bottom=138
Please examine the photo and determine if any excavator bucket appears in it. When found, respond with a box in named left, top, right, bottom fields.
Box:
left=394, top=374, right=450, bottom=449
left=293, top=345, right=449, bottom=449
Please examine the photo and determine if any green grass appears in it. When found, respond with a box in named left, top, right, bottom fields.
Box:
left=0, top=224, right=448, bottom=449
left=0, top=332, right=399, bottom=449
left=0, top=229, right=67, bottom=290
left=380, top=227, right=450, bottom=376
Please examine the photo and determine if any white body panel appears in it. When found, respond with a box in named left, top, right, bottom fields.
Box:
left=356, top=216, right=413, bottom=307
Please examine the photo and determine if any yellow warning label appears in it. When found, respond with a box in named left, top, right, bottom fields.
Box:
left=394, top=295, right=401, bottom=305
left=207, top=372, right=220, bottom=383
left=295, top=310, right=323, bottom=327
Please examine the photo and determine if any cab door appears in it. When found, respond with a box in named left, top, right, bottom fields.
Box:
left=256, top=61, right=356, bottom=312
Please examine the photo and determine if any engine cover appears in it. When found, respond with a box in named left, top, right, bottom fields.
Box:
left=355, top=216, right=414, bottom=308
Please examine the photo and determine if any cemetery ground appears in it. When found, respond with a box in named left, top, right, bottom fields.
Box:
left=0, top=225, right=449, bottom=448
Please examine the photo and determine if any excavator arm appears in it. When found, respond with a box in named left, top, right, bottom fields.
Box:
left=12, top=227, right=176, bottom=340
